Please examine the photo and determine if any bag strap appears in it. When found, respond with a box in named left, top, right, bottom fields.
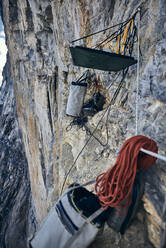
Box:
left=87, top=207, right=104, bottom=222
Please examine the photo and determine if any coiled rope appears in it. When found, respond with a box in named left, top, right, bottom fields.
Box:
left=95, top=135, right=158, bottom=214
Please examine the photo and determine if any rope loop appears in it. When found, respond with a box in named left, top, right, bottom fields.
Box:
left=95, top=135, right=158, bottom=215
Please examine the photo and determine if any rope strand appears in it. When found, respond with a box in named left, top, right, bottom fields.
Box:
left=71, top=10, right=139, bottom=44
left=61, top=70, right=126, bottom=194
left=95, top=135, right=158, bottom=214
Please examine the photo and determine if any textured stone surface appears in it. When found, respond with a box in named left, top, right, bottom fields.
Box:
left=1, top=0, right=166, bottom=247
left=0, top=59, right=36, bottom=247
left=90, top=218, right=154, bottom=248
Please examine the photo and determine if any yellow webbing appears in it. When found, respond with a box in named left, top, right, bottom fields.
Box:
left=94, top=17, right=135, bottom=55
left=110, top=18, right=134, bottom=55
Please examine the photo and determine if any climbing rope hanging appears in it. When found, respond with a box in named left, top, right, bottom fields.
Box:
left=71, top=19, right=131, bottom=44
left=95, top=135, right=158, bottom=215
left=61, top=104, right=111, bottom=194
left=63, top=67, right=132, bottom=193
left=61, top=73, right=124, bottom=194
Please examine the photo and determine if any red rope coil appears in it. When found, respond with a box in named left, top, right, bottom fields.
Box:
left=95, top=135, right=158, bottom=213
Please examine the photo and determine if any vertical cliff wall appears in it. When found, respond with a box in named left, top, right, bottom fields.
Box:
left=0, top=57, right=36, bottom=248
left=1, top=0, right=166, bottom=247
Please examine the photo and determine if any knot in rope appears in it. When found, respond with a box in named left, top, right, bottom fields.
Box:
left=95, top=135, right=158, bottom=214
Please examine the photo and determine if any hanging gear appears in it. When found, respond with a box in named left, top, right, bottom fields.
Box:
left=63, top=75, right=126, bottom=194
left=70, top=46, right=137, bottom=72
left=66, top=79, right=87, bottom=117
left=70, top=11, right=138, bottom=72
left=66, top=116, right=88, bottom=131
left=82, top=92, right=106, bottom=117
left=95, top=135, right=158, bottom=214
left=29, top=183, right=110, bottom=248
left=106, top=171, right=145, bottom=234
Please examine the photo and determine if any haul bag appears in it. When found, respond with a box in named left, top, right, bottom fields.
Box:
left=66, top=81, right=87, bottom=117
left=82, top=92, right=106, bottom=116
left=70, top=46, right=137, bottom=72
left=30, top=184, right=109, bottom=248
left=107, top=171, right=145, bottom=234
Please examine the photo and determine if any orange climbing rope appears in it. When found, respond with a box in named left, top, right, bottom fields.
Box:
left=95, top=135, right=158, bottom=214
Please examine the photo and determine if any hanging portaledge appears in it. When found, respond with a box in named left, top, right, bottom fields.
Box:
left=70, top=46, right=137, bottom=72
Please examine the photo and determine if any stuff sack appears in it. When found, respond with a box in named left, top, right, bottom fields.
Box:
left=82, top=92, right=106, bottom=116
left=30, top=184, right=110, bottom=248
left=66, top=80, right=87, bottom=117
left=107, top=171, right=145, bottom=234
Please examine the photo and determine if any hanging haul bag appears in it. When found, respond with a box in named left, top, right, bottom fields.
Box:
left=106, top=171, right=145, bottom=234
left=82, top=92, right=106, bottom=116
left=66, top=80, right=87, bottom=117
left=30, top=184, right=110, bottom=248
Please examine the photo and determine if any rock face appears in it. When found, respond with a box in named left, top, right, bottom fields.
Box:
left=0, top=58, right=36, bottom=248
left=1, top=0, right=166, bottom=247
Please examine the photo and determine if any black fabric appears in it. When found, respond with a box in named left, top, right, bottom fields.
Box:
left=120, top=175, right=139, bottom=234
left=107, top=171, right=145, bottom=234
left=82, top=92, right=106, bottom=116
left=70, top=46, right=137, bottom=72
left=72, top=81, right=87, bottom=87
left=68, top=184, right=111, bottom=227
left=66, top=117, right=88, bottom=130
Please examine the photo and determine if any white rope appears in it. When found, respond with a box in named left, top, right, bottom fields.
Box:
left=117, top=146, right=166, bottom=162
left=135, top=8, right=140, bottom=135
left=140, top=148, right=166, bottom=162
